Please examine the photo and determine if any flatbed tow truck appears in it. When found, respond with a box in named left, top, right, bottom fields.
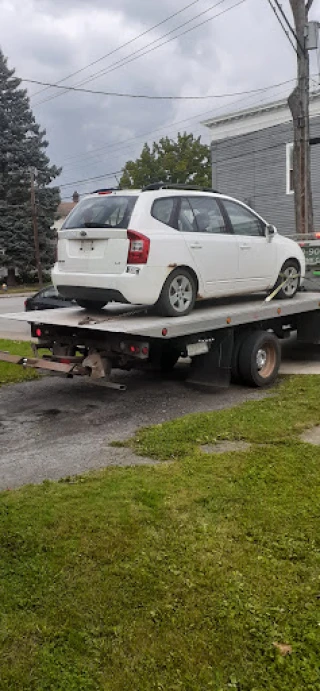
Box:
left=1, top=292, right=320, bottom=391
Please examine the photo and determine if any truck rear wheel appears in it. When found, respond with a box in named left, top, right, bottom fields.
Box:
left=238, top=330, right=281, bottom=387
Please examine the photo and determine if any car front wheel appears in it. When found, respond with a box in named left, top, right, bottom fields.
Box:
left=156, top=268, right=196, bottom=317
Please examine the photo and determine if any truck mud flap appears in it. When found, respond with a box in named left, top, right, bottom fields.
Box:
left=297, top=311, right=320, bottom=344
left=187, top=329, right=234, bottom=390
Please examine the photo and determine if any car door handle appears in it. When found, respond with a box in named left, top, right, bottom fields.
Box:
left=240, top=244, right=251, bottom=250
left=190, top=243, right=203, bottom=249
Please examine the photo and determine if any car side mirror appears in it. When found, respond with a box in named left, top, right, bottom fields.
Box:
left=265, top=224, right=277, bottom=241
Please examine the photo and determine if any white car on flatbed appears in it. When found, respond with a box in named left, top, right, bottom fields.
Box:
left=52, top=183, right=305, bottom=317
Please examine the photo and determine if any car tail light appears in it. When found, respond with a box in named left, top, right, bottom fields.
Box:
left=24, top=299, right=27, bottom=308
left=127, top=230, right=150, bottom=265
left=35, top=328, right=42, bottom=338
left=315, top=232, right=320, bottom=239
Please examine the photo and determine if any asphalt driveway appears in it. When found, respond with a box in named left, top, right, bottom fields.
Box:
left=0, top=368, right=266, bottom=490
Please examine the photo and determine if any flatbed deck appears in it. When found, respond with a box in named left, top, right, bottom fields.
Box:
left=2, top=293, right=320, bottom=340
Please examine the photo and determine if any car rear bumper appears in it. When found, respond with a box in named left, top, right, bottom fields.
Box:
left=52, top=265, right=167, bottom=305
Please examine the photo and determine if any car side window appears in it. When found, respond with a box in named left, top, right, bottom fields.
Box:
left=152, top=198, right=175, bottom=227
left=39, top=287, right=57, bottom=299
left=177, top=198, right=196, bottom=232
left=222, top=200, right=263, bottom=237
left=188, top=196, right=227, bottom=234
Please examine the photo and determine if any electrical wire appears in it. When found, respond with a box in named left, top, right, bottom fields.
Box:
left=59, top=78, right=300, bottom=171
left=59, top=73, right=319, bottom=188
left=213, top=140, right=286, bottom=163
left=266, top=0, right=297, bottom=54
left=34, top=0, right=247, bottom=107
left=23, top=76, right=298, bottom=102
left=272, top=0, right=304, bottom=54
left=59, top=170, right=123, bottom=189
left=30, top=0, right=203, bottom=99
left=33, top=0, right=229, bottom=106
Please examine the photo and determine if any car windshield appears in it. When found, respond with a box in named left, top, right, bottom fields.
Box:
left=63, top=195, right=138, bottom=230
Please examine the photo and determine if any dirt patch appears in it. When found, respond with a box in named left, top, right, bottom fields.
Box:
left=201, top=441, right=251, bottom=454
left=301, top=426, right=320, bottom=446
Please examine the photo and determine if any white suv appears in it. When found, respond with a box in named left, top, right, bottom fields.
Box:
left=52, top=184, right=305, bottom=317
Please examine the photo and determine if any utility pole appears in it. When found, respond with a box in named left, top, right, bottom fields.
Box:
left=30, top=167, right=43, bottom=287
left=288, top=0, right=315, bottom=237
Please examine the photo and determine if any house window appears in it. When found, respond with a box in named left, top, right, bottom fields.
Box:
left=286, top=143, right=294, bottom=194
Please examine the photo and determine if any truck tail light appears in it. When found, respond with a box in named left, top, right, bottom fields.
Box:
left=127, top=230, right=150, bottom=265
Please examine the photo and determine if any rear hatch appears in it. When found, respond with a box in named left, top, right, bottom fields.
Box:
left=58, top=194, right=138, bottom=274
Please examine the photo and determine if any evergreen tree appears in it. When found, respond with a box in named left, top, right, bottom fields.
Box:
left=120, top=133, right=211, bottom=189
left=0, top=49, right=61, bottom=284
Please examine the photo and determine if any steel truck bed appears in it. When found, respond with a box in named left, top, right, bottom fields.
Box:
left=1, top=293, right=320, bottom=390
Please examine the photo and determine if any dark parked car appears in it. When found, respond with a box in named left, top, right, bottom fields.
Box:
left=25, top=285, right=76, bottom=311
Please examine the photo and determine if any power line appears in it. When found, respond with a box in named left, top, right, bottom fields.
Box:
left=272, top=0, right=304, bottom=54
left=34, top=0, right=247, bottom=107
left=58, top=123, right=290, bottom=193
left=30, top=0, right=202, bottom=99
left=59, top=77, right=301, bottom=170
left=59, top=74, right=311, bottom=185
left=266, top=0, right=298, bottom=54
left=23, top=76, right=297, bottom=102
left=33, top=0, right=228, bottom=106
left=214, top=140, right=286, bottom=163
left=59, top=170, right=123, bottom=189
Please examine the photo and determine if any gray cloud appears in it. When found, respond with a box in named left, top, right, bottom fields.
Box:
left=1, top=0, right=319, bottom=198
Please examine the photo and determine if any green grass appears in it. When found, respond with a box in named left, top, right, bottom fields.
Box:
left=0, top=339, right=39, bottom=386
left=0, top=284, right=50, bottom=295
left=1, top=376, right=320, bottom=690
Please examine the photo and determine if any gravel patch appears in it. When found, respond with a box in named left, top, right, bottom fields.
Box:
left=201, top=441, right=251, bottom=454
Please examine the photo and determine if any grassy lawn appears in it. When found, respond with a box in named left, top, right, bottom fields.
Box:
left=0, top=284, right=50, bottom=295
left=0, top=339, right=39, bottom=386
left=1, top=376, right=320, bottom=690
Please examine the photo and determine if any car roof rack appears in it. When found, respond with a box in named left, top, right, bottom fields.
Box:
left=141, top=182, right=218, bottom=193
left=91, top=187, right=119, bottom=194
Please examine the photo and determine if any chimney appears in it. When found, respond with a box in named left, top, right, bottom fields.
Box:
left=72, top=190, right=79, bottom=204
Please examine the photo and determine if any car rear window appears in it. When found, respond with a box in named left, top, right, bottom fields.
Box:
left=63, top=195, right=138, bottom=230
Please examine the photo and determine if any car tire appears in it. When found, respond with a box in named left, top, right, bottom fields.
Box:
left=76, top=300, right=107, bottom=310
left=272, top=259, right=300, bottom=300
left=156, top=268, right=196, bottom=317
left=238, top=330, right=281, bottom=387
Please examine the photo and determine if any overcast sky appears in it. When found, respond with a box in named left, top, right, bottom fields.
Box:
left=1, top=0, right=319, bottom=198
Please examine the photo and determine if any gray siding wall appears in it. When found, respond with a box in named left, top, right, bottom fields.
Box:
left=211, top=116, right=320, bottom=236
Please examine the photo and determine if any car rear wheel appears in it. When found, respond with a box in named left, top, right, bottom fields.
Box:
left=272, top=259, right=300, bottom=300
left=76, top=300, right=107, bottom=310
left=156, top=268, right=196, bottom=317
